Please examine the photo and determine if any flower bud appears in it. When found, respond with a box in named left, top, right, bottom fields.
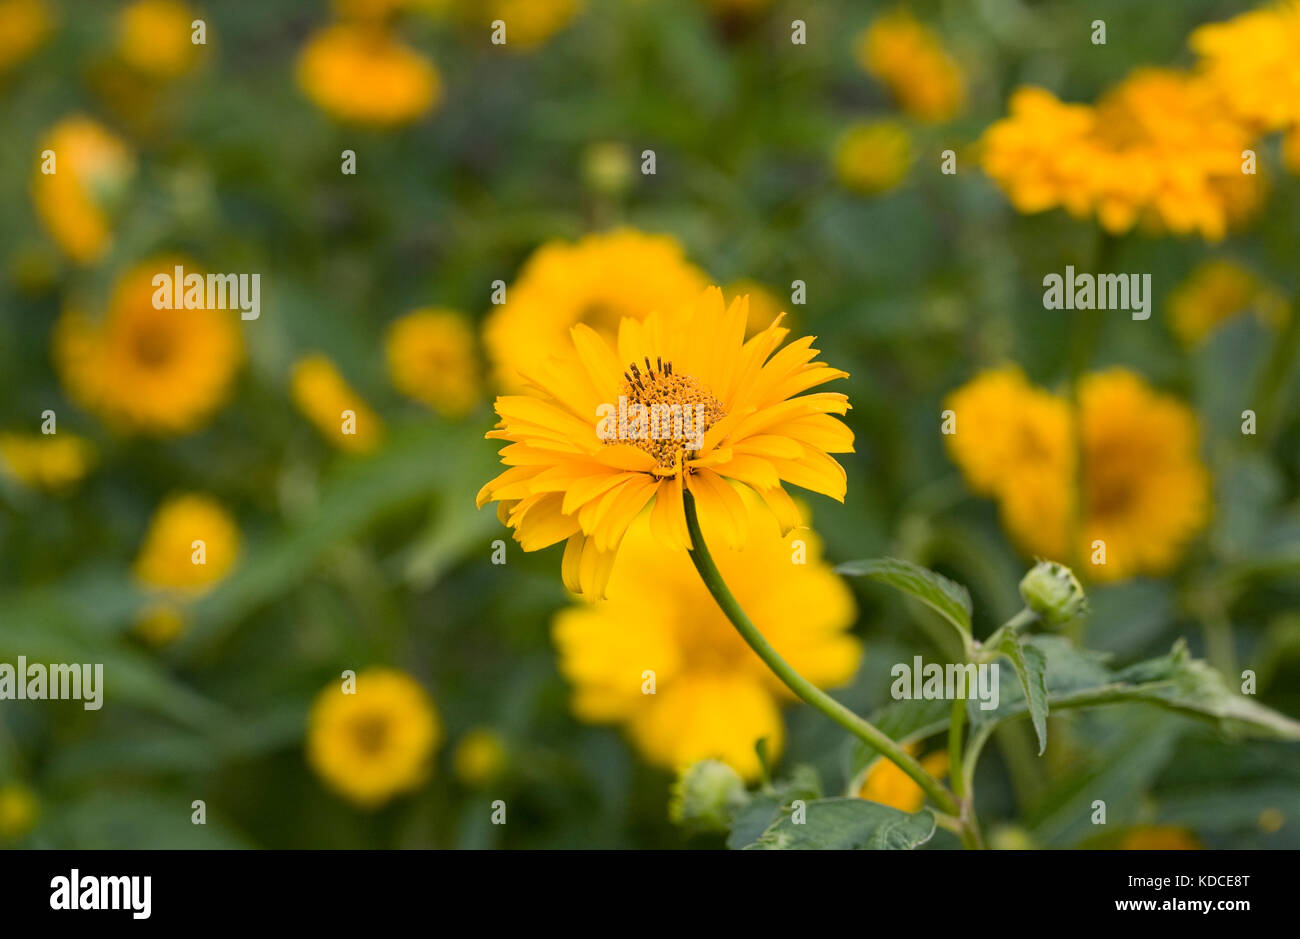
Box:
left=1018, top=560, right=1087, bottom=626
left=669, top=759, right=747, bottom=834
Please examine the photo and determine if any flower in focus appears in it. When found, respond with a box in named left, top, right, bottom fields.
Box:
left=307, top=668, right=442, bottom=808
left=385, top=308, right=481, bottom=418
left=1118, top=825, right=1202, bottom=850
left=832, top=120, right=912, bottom=195
left=0, top=433, right=95, bottom=492
left=452, top=728, right=507, bottom=786
left=53, top=259, right=243, bottom=435
left=552, top=495, right=859, bottom=780
left=117, top=0, right=202, bottom=79
left=1167, top=259, right=1288, bottom=346
left=477, top=286, right=854, bottom=598
left=858, top=746, right=949, bottom=812
left=31, top=116, right=135, bottom=265
left=855, top=8, right=965, bottom=123
left=482, top=228, right=709, bottom=390
left=296, top=24, right=440, bottom=126
left=290, top=354, right=383, bottom=453
left=0, top=783, right=38, bottom=842
left=979, top=71, right=1261, bottom=241
left=0, top=0, right=51, bottom=72
left=1191, top=1, right=1300, bottom=134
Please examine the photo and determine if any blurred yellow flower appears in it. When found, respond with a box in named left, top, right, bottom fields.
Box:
left=553, top=495, right=859, bottom=781
left=0, top=433, right=95, bottom=492
left=31, top=116, right=135, bottom=265
left=0, top=0, right=51, bottom=71
left=1119, top=825, right=1202, bottom=850
left=134, top=492, right=240, bottom=592
left=483, top=228, right=709, bottom=391
left=980, top=71, right=1260, bottom=241
left=118, top=0, right=202, bottom=79
left=475, top=0, right=581, bottom=50
left=855, top=8, right=965, bottom=123
left=832, top=120, right=912, bottom=195
left=859, top=746, right=949, bottom=813
left=135, top=603, right=187, bottom=645
left=478, top=286, right=853, bottom=598
left=0, top=784, right=38, bottom=841
left=944, top=367, right=1210, bottom=582
left=307, top=668, right=442, bottom=808
left=296, top=24, right=440, bottom=126
left=385, top=308, right=481, bottom=418
left=1191, top=1, right=1300, bottom=134
left=290, top=354, right=384, bottom=453
left=1167, top=259, right=1288, bottom=345
left=53, top=259, right=243, bottom=435
left=452, top=728, right=507, bottom=786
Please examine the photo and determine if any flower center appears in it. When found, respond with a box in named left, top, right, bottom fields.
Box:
left=614, top=357, right=726, bottom=472
left=350, top=714, right=391, bottom=756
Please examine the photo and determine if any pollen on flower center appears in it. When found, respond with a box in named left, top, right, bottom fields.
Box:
left=613, top=356, right=726, bottom=471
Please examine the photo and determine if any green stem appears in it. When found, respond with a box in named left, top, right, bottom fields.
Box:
left=948, top=698, right=966, bottom=799
left=682, top=492, right=960, bottom=817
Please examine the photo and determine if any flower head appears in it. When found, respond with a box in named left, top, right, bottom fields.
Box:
left=0, top=433, right=95, bottom=492
left=307, top=668, right=442, bottom=808
left=483, top=229, right=708, bottom=390
left=134, top=493, right=241, bottom=593
left=478, top=286, right=854, bottom=598
left=290, top=354, right=383, bottom=453
left=0, top=0, right=52, bottom=72
left=53, top=259, right=243, bottom=434
left=31, top=116, right=134, bottom=265
left=552, top=494, right=859, bottom=780
left=0, top=783, right=38, bottom=842
left=296, top=24, right=440, bottom=126
left=452, top=728, right=507, bottom=786
left=385, top=308, right=481, bottom=418
left=1191, top=1, right=1300, bottom=133
left=118, top=0, right=202, bottom=79
left=832, top=120, right=912, bottom=195
left=855, top=8, right=965, bottom=122
left=1167, top=259, right=1288, bottom=346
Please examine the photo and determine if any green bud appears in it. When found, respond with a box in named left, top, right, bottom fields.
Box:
left=1018, top=560, right=1087, bottom=627
left=668, top=759, right=748, bottom=834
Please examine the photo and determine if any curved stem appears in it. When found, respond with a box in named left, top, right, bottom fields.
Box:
left=682, top=492, right=959, bottom=817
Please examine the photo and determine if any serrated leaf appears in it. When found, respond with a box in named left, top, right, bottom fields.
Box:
left=837, top=557, right=972, bottom=636
left=746, top=798, right=935, bottom=850
left=998, top=632, right=1050, bottom=754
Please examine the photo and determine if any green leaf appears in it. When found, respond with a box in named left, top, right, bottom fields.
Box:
left=746, top=798, right=936, bottom=850
left=845, top=696, right=950, bottom=789
left=725, top=764, right=821, bottom=849
left=836, top=557, right=972, bottom=636
left=997, top=632, right=1050, bottom=755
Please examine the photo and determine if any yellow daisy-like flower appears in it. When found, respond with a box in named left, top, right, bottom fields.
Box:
left=1167, top=259, right=1288, bottom=346
left=1118, top=825, right=1202, bottom=850
left=290, top=354, right=384, bottom=453
left=553, top=495, right=859, bottom=781
left=0, top=0, right=51, bottom=71
left=307, top=668, right=442, bottom=808
left=832, top=120, right=912, bottom=195
left=477, top=286, right=854, bottom=599
left=855, top=8, right=965, bottom=123
left=0, top=783, right=38, bottom=841
left=1191, top=1, right=1300, bottom=134
left=0, top=433, right=95, bottom=492
left=858, top=747, right=950, bottom=813
left=980, top=71, right=1260, bottom=241
left=118, top=0, right=202, bottom=79
left=385, top=308, right=481, bottom=418
left=53, top=258, right=243, bottom=435
left=134, top=492, right=241, bottom=593
left=484, top=229, right=709, bottom=391
left=296, top=24, right=440, bottom=127
left=452, top=728, right=507, bottom=786
left=31, top=116, right=135, bottom=265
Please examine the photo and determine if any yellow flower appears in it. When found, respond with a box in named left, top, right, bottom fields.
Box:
left=0, top=784, right=38, bottom=841
left=553, top=495, right=859, bottom=781
left=452, top=728, right=507, bottom=786
left=118, top=0, right=201, bottom=79
left=135, top=603, right=186, bottom=645
left=1191, top=1, right=1300, bottom=133
left=385, top=308, right=481, bottom=418
left=855, top=8, right=965, bottom=123
left=296, top=24, right=440, bottom=127
left=53, top=258, right=243, bottom=435
left=31, top=116, right=135, bottom=265
left=473, top=0, right=581, bottom=50
left=134, top=493, right=240, bottom=593
left=477, top=286, right=854, bottom=598
left=832, top=120, right=912, bottom=195
left=1167, top=259, right=1288, bottom=345
left=483, top=228, right=709, bottom=390
left=290, top=354, right=384, bottom=453
left=1118, top=825, right=1201, bottom=850
left=0, top=0, right=51, bottom=71
left=858, top=747, right=949, bottom=813
left=307, top=668, right=442, bottom=808
left=980, top=72, right=1261, bottom=241
left=0, top=433, right=95, bottom=492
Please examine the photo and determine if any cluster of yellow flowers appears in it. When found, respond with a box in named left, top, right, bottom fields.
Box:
left=982, top=1, right=1300, bottom=239
left=944, top=367, right=1211, bottom=582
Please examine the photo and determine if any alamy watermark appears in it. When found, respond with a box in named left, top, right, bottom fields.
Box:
left=891, top=656, right=1000, bottom=710
left=1042, top=265, right=1150, bottom=320
left=152, top=263, right=260, bottom=320
left=0, top=656, right=103, bottom=710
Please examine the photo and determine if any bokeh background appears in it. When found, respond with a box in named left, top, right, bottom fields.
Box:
left=1, top=0, right=1298, bottom=849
